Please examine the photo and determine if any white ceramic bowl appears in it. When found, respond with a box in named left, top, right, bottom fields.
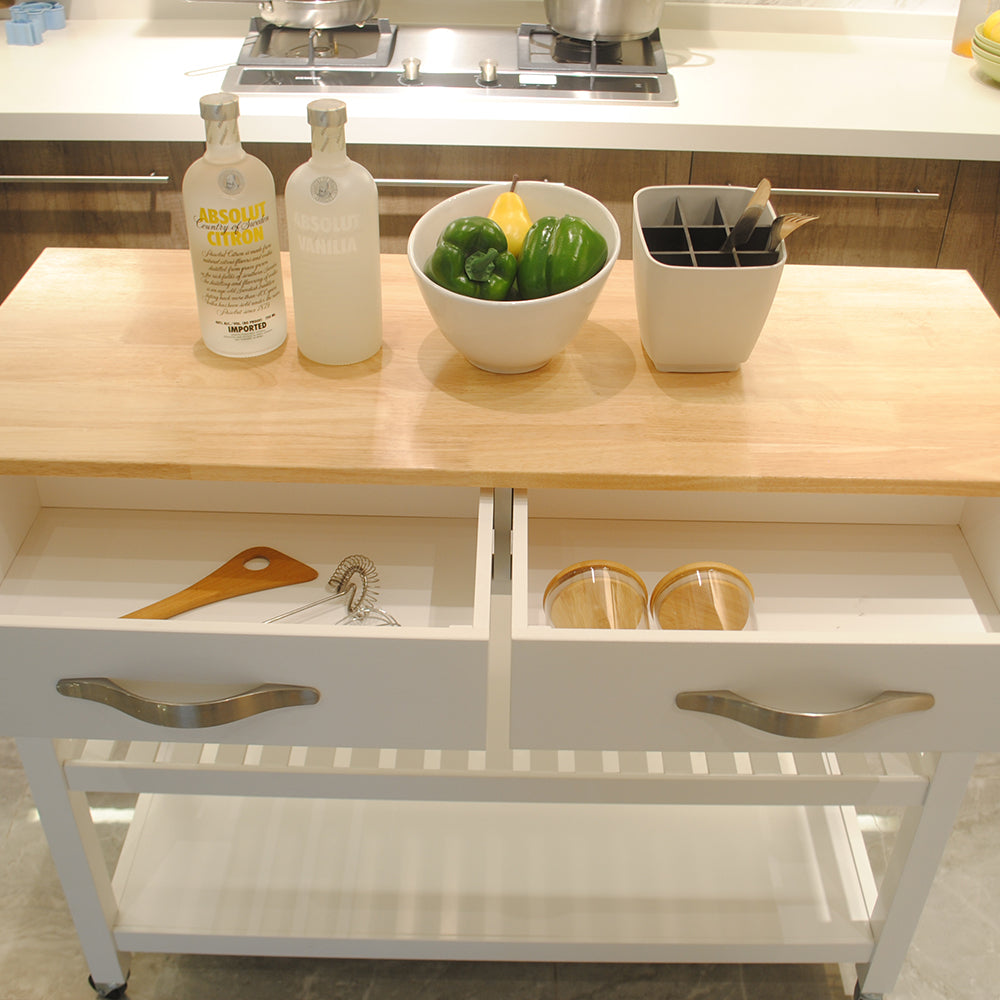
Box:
left=407, top=181, right=620, bottom=374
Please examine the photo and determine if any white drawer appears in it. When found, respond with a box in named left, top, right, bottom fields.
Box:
left=0, top=478, right=492, bottom=748
left=510, top=489, right=1000, bottom=752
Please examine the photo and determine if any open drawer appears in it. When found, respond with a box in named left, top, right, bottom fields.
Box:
left=0, top=478, right=492, bottom=748
left=510, top=489, right=1000, bottom=752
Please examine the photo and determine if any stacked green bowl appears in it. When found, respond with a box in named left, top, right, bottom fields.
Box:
left=972, top=19, right=1000, bottom=82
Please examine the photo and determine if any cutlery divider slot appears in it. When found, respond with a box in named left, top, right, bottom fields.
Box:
left=640, top=196, right=777, bottom=269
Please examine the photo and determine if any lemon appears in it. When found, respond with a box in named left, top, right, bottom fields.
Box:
left=984, top=9, right=1000, bottom=41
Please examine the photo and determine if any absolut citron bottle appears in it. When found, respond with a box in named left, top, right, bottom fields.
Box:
left=182, top=92, right=286, bottom=357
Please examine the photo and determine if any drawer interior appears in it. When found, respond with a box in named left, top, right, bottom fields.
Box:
left=0, top=478, right=490, bottom=631
left=515, top=490, right=1000, bottom=636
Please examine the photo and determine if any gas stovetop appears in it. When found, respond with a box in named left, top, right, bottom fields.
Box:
left=221, top=21, right=678, bottom=104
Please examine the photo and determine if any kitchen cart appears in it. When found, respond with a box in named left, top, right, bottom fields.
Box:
left=2, top=250, right=1000, bottom=999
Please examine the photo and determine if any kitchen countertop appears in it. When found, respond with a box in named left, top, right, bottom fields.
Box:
left=3, top=247, right=1000, bottom=495
left=1, top=2, right=998, bottom=159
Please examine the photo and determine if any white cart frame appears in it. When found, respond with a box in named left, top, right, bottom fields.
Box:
left=4, top=479, right=999, bottom=1000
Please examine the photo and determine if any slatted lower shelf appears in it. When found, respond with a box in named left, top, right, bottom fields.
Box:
left=63, top=739, right=931, bottom=806
left=110, top=794, right=876, bottom=962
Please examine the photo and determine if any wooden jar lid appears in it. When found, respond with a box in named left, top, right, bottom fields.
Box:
left=650, top=561, right=754, bottom=631
left=543, top=559, right=648, bottom=605
left=544, top=560, right=649, bottom=630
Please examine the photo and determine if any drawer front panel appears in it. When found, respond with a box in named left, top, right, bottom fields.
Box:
left=0, top=484, right=493, bottom=747
left=510, top=633, right=1000, bottom=751
left=0, top=622, right=487, bottom=748
left=512, top=490, right=1000, bottom=752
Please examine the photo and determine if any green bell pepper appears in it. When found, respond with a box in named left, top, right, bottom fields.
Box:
left=424, top=216, right=518, bottom=300
left=517, top=215, right=609, bottom=300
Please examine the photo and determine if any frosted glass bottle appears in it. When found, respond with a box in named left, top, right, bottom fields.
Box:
left=182, top=92, right=287, bottom=357
left=285, top=99, right=382, bottom=365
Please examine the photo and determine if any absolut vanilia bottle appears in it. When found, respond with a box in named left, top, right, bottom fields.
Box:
left=182, top=92, right=286, bottom=357
left=285, top=99, right=382, bottom=365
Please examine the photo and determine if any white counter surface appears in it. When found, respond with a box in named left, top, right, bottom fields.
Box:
left=3, top=3, right=998, bottom=159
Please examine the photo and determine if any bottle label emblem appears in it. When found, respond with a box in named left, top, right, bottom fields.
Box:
left=310, top=176, right=338, bottom=204
left=217, top=169, right=246, bottom=197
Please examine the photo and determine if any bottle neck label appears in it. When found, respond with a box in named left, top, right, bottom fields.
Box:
left=310, top=176, right=338, bottom=204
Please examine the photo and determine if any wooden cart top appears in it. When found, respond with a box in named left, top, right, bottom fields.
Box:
left=2, top=247, right=999, bottom=495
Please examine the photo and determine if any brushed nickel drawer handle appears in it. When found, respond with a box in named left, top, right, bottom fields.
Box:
left=675, top=688, right=934, bottom=738
left=56, top=677, right=320, bottom=728
left=0, top=174, right=171, bottom=185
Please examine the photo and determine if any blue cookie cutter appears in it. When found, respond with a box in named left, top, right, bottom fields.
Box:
left=6, top=1, right=66, bottom=44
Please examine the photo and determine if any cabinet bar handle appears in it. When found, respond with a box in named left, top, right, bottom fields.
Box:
left=374, top=179, right=560, bottom=189
left=769, top=187, right=939, bottom=200
left=375, top=178, right=497, bottom=189
left=0, top=174, right=171, bottom=185
left=56, top=677, right=319, bottom=728
left=675, top=688, right=934, bottom=738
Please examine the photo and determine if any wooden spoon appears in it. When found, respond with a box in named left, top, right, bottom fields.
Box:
left=122, top=547, right=319, bottom=620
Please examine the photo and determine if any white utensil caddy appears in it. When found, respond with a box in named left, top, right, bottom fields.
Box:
left=3, top=475, right=999, bottom=1000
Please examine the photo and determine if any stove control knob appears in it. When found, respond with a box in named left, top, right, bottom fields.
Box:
left=401, top=57, right=422, bottom=84
left=478, top=58, right=499, bottom=86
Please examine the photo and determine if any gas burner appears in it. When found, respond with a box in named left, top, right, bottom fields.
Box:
left=552, top=34, right=624, bottom=67
left=517, top=23, right=668, bottom=76
left=239, top=17, right=397, bottom=68
left=283, top=37, right=361, bottom=60
left=221, top=22, right=677, bottom=104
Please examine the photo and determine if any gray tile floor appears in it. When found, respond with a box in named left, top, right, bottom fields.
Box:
left=1, top=741, right=997, bottom=1000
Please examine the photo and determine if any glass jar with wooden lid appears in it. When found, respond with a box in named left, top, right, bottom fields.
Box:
left=544, top=560, right=649, bottom=629
left=650, top=561, right=756, bottom=631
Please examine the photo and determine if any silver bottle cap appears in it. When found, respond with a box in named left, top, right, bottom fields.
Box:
left=199, top=93, right=240, bottom=122
left=307, top=99, right=348, bottom=128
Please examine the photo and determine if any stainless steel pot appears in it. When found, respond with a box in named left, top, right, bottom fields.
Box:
left=544, top=0, right=665, bottom=41
left=257, top=0, right=379, bottom=30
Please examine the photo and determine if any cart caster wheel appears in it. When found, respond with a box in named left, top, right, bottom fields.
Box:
left=88, top=974, right=129, bottom=999
left=854, top=981, right=883, bottom=1000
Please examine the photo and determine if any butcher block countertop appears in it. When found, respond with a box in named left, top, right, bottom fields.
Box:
left=2, top=247, right=1000, bottom=495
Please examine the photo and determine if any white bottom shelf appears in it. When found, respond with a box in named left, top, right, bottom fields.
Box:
left=111, top=795, right=875, bottom=963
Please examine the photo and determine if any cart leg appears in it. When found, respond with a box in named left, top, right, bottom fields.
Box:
left=855, top=752, right=977, bottom=997
left=15, top=737, right=131, bottom=991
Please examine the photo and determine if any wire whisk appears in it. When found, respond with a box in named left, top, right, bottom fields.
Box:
left=264, top=554, right=380, bottom=624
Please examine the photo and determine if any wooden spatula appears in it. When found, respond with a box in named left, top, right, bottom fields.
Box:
left=720, top=178, right=772, bottom=253
left=122, top=547, right=319, bottom=620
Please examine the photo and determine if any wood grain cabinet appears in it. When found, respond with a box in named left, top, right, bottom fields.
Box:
left=0, top=141, right=198, bottom=302
left=0, top=140, right=682, bottom=302
left=689, top=152, right=958, bottom=270
left=938, top=160, right=1000, bottom=313
left=3, top=141, right=998, bottom=316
